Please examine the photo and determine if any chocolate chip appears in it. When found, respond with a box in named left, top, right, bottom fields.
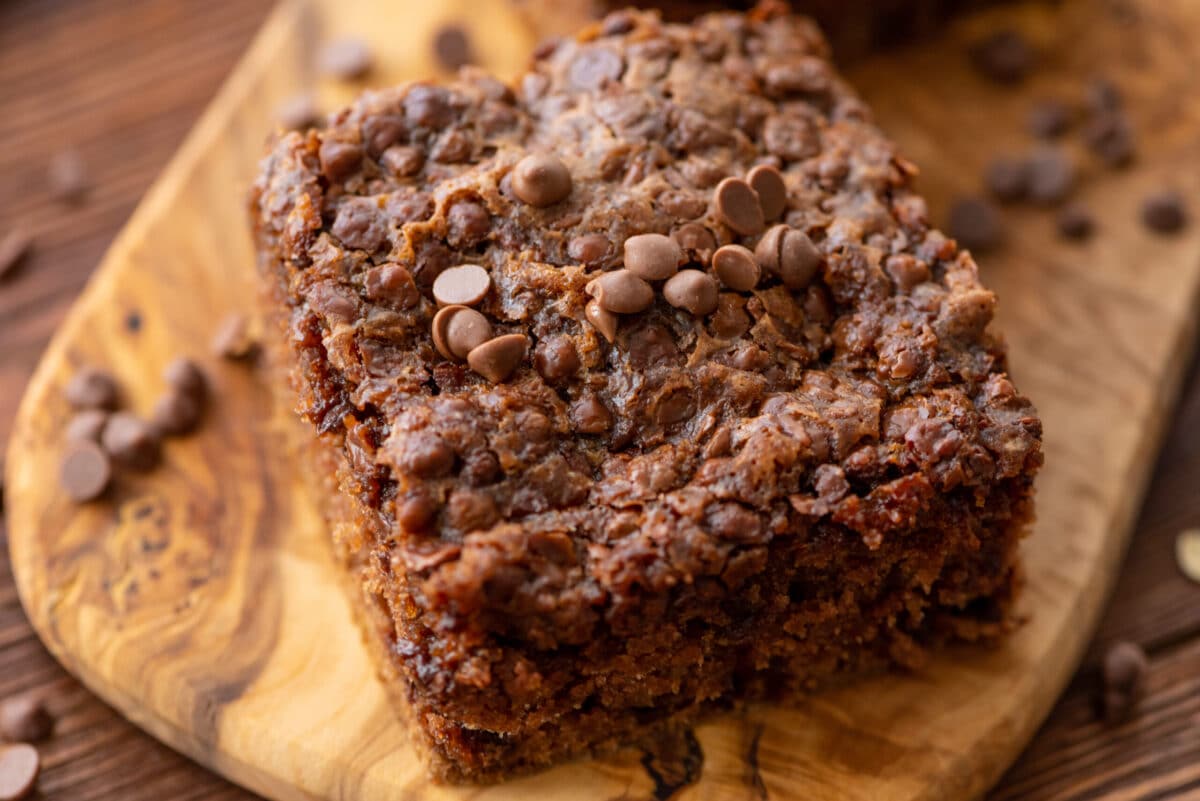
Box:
left=571, top=394, right=612, bottom=434
left=331, top=197, right=386, bottom=251
left=1027, top=99, right=1071, bottom=139
left=672, top=223, right=716, bottom=265
left=432, top=305, right=492, bottom=361
left=318, top=139, right=363, bottom=181
left=599, top=10, right=636, bottom=36
left=212, top=313, right=259, bottom=361
left=623, top=233, right=681, bottom=281
left=432, top=264, right=491, bottom=307
left=1027, top=147, right=1075, bottom=205
left=984, top=156, right=1030, bottom=203
left=712, top=244, right=760, bottom=291
left=884, top=254, right=930, bottom=291
left=151, top=390, right=204, bottom=437
left=400, top=432, right=455, bottom=478
left=277, top=93, right=320, bottom=130
left=512, top=154, right=572, bottom=207
left=947, top=196, right=1003, bottom=253
left=59, top=441, right=111, bottom=502
left=163, top=357, right=207, bottom=398
left=65, top=367, right=119, bottom=411
left=1141, top=190, right=1187, bottom=234
left=0, top=743, right=39, bottom=800
left=362, top=114, right=406, bottom=156
left=48, top=148, right=90, bottom=204
left=0, top=228, right=32, bottom=282
left=432, top=24, right=474, bottom=71
left=467, top=334, right=528, bottom=383
left=1083, top=112, right=1135, bottom=168
left=585, top=299, right=619, bottom=342
left=663, top=269, right=719, bottom=315
left=1176, top=528, right=1200, bottom=584
left=65, top=409, right=109, bottom=443
left=754, top=224, right=821, bottom=289
left=1056, top=202, right=1095, bottom=241
left=101, top=412, right=161, bottom=471
left=747, top=164, right=788, bottom=221
left=365, top=263, right=419, bottom=309
left=568, top=47, right=624, bottom=90
left=568, top=233, right=611, bottom=265
left=969, top=29, right=1033, bottom=84
left=1086, top=77, right=1123, bottom=113
left=1101, top=641, right=1147, bottom=723
left=0, top=697, right=53, bottom=742
left=318, top=37, right=373, bottom=80
left=533, top=336, right=580, bottom=383
left=381, top=144, right=424, bottom=177
left=445, top=201, right=491, bottom=248
left=713, top=177, right=765, bottom=236
left=586, top=269, right=654, bottom=314
left=763, top=57, right=830, bottom=97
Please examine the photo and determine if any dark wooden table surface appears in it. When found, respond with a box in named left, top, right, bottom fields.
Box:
left=1, top=1, right=1198, bottom=799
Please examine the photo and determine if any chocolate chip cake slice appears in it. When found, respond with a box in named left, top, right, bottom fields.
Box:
left=251, top=2, right=1042, bottom=782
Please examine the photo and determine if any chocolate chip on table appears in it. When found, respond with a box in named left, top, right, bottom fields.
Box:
left=623, top=234, right=681, bottom=281
left=713, top=177, right=765, bottom=236
left=1141, top=190, right=1187, bottom=234
left=432, top=24, right=474, bottom=71
left=151, top=389, right=204, bottom=437
left=585, top=299, right=619, bottom=342
left=947, top=196, right=1003, bottom=253
left=1083, top=112, right=1135, bottom=168
left=432, top=264, right=491, bottom=306
left=712, top=244, right=760, bottom=291
left=59, top=441, right=111, bottom=503
left=163, top=357, right=207, bottom=398
left=277, top=92, right=320, bottom=130
left=64, top=366, right=119, bottom=411
left=1085, top=76, right=1123, bottom=113
left=0, top=227, right=32, bottom=282
left=0, top=697, right=53, bottom=743
left=65, top=409, right=109, bottom=443
left=101, top=412, right=161, bottom=471
left=1027, top=99, right=1071, bottom=139
left=1056, top=202, right=1095, bottom=241
left=0, top=742, right=39, bottom=801
left=1026, top=147, right=1075, bottom=205
left=1101, top=641, right=1148, bottom=723
left=984, top=156, right=1030, bottom=203
left=663, top=270, right=719, bottom=316
left=48, top=148, right=90, bottom=204
left=432, top=305, right=492, bottom=361
left=318, top=37, right=373, bottom=80
left=746, top=164, right=788, bottom=221
left=1176, top=528, right=1200, bottom=584
left=754, top=224, right=821, bottom=289
left=585, top=269, right=654, bottom=314
left=467, top=334, right=528, bottom=383
left=212, top=313, right=259, bottom=361
left=968, top=28, right=1033, bottom=84
left=511, top=153, right=572, bottom=207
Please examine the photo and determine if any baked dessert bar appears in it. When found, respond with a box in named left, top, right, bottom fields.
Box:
left=252, top=2, right=1042, bottom=782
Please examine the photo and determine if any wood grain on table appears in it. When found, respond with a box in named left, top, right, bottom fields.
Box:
left=0, top=1, right=1197, bottom=800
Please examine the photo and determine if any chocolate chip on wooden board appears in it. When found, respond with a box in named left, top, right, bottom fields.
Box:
left=467, top=334, right=528, bottom=383
left=1083, top=111, right=1135, bottom=168
left=48, top=148, right=90, bottom=205
left=984, top=156, right=1030, bottom=203
left=59, top=441, right=111, bottom=503
left=64, top=366, right=119, bottom=411
left=163, top=357, right=207, bottom=398
left=0, top=228, right=32, bottom=282
left=151, top=389, right=204, bottom=437
left=1175, top=528, right=1200, bottom=584
left=511, top=154, right=572, bottom=207
left=100, top=412, right=161, bottom=471
left=432, top=264, right=491, bottom=306
left=277, top=93, right=321, bottom=130
left=0, top=697, right=53, bottom=743
left=623, top=234, right=681, bottom=281
left=1027, top=98, right=1072, bottom=139
left=318, top=37, right=373, bottom=80
left=65, top=409, right=110, bottom=443
left=1056, top=202, right=1095, bottom=241
left=1100, top=641, right=1148, bottom=723
left=0, top=743, right=39, bottom=801
left=432, top=24, right=474, bottom=71
left=1026, top=147, right=1076, bottom=205
left=968, top=29, right=1033, bottom=84
left=1141, top=190, right=1188, bottom=234
left=212, top=313, right=259, bottom=361
left=947, top=197, right=1003, bottom=253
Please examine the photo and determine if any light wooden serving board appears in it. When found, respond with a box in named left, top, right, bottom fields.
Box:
left=7, top=0, right=1200, bottom=799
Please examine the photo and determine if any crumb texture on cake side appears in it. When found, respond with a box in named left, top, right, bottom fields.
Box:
left=250, top=2, right=1042, bottom=782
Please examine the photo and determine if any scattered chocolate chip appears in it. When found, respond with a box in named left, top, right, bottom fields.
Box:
left=163, top=357, right=207, bottom=398
left=754, top=224, right=821, bottom=289
left=65, top=409, right=109, bottom=443
left=1141, top=190, right=1187, bottom=234
left=125, top=311, right=142, bottom=333
left=586, top=269, right=654, bottom=314
left=318, top=37, right=373, bottom=80
left=432, top=305, right=492, bottom=361
left=101, top=412, right=161, bottom=471
left=947, top=196, right=1003, bottom=253
left=984, top=156, right=1030, bottom=203
left=64, top=367, right=119, bottom=411
left=1085, top=77, right=1123, bottom=113
left=0, top=698, right=52, bottom=743
left=432, top=264, right=491, bottom=307
left=712, top=244, right=760, bottom=292
left=623, top=233, right=681, bottom=281
left=672, top=223, right=716, bottom=265
left=571, top=394, right=612, bottom=434
left=1101, top=641, right=1147, bottom=723
left=151, top=390, right=204, bottom=437
left=467, top=334, right=528, bottom=383
left=713, top=177, right=765, bottom=236
left=585, top=299, right=619, bottom=342
left=432, top=24, right=474, bottom=71
left=59, top=441, right=111, bottom=502
left=48, top=148, right=90, bottom=204
left=0, top=228, right=32, bottom=282
left=1176, top=528, right=1200, bottom=585
left=212, top=313, right=259, bottom=361
left=568, top=233, right=611, bottom=265
left=0, top=743, right=39, bottom=801
left=1056, top=202, right=1095, bottom=241
left=969, top=29, right=1033, bottom=84
left=747, top=164, right=788, bottom=221
left=1026, top=147, right=1075, bottom=205
left=1027, top=99, right=1072, bottom=139
left=1083, top=112, right=1135, bottom=168
left=511, top=153, right=572, bottom=207
left=277, top=92, right=321, bottom=130
left=663, top=270, right=719, bottom=315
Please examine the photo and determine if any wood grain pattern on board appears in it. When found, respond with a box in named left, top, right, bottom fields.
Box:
left=4, top=0, right=1200, bottom=800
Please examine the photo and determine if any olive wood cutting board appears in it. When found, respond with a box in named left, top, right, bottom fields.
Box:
left=7, top=0, right=1200, bottom=799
